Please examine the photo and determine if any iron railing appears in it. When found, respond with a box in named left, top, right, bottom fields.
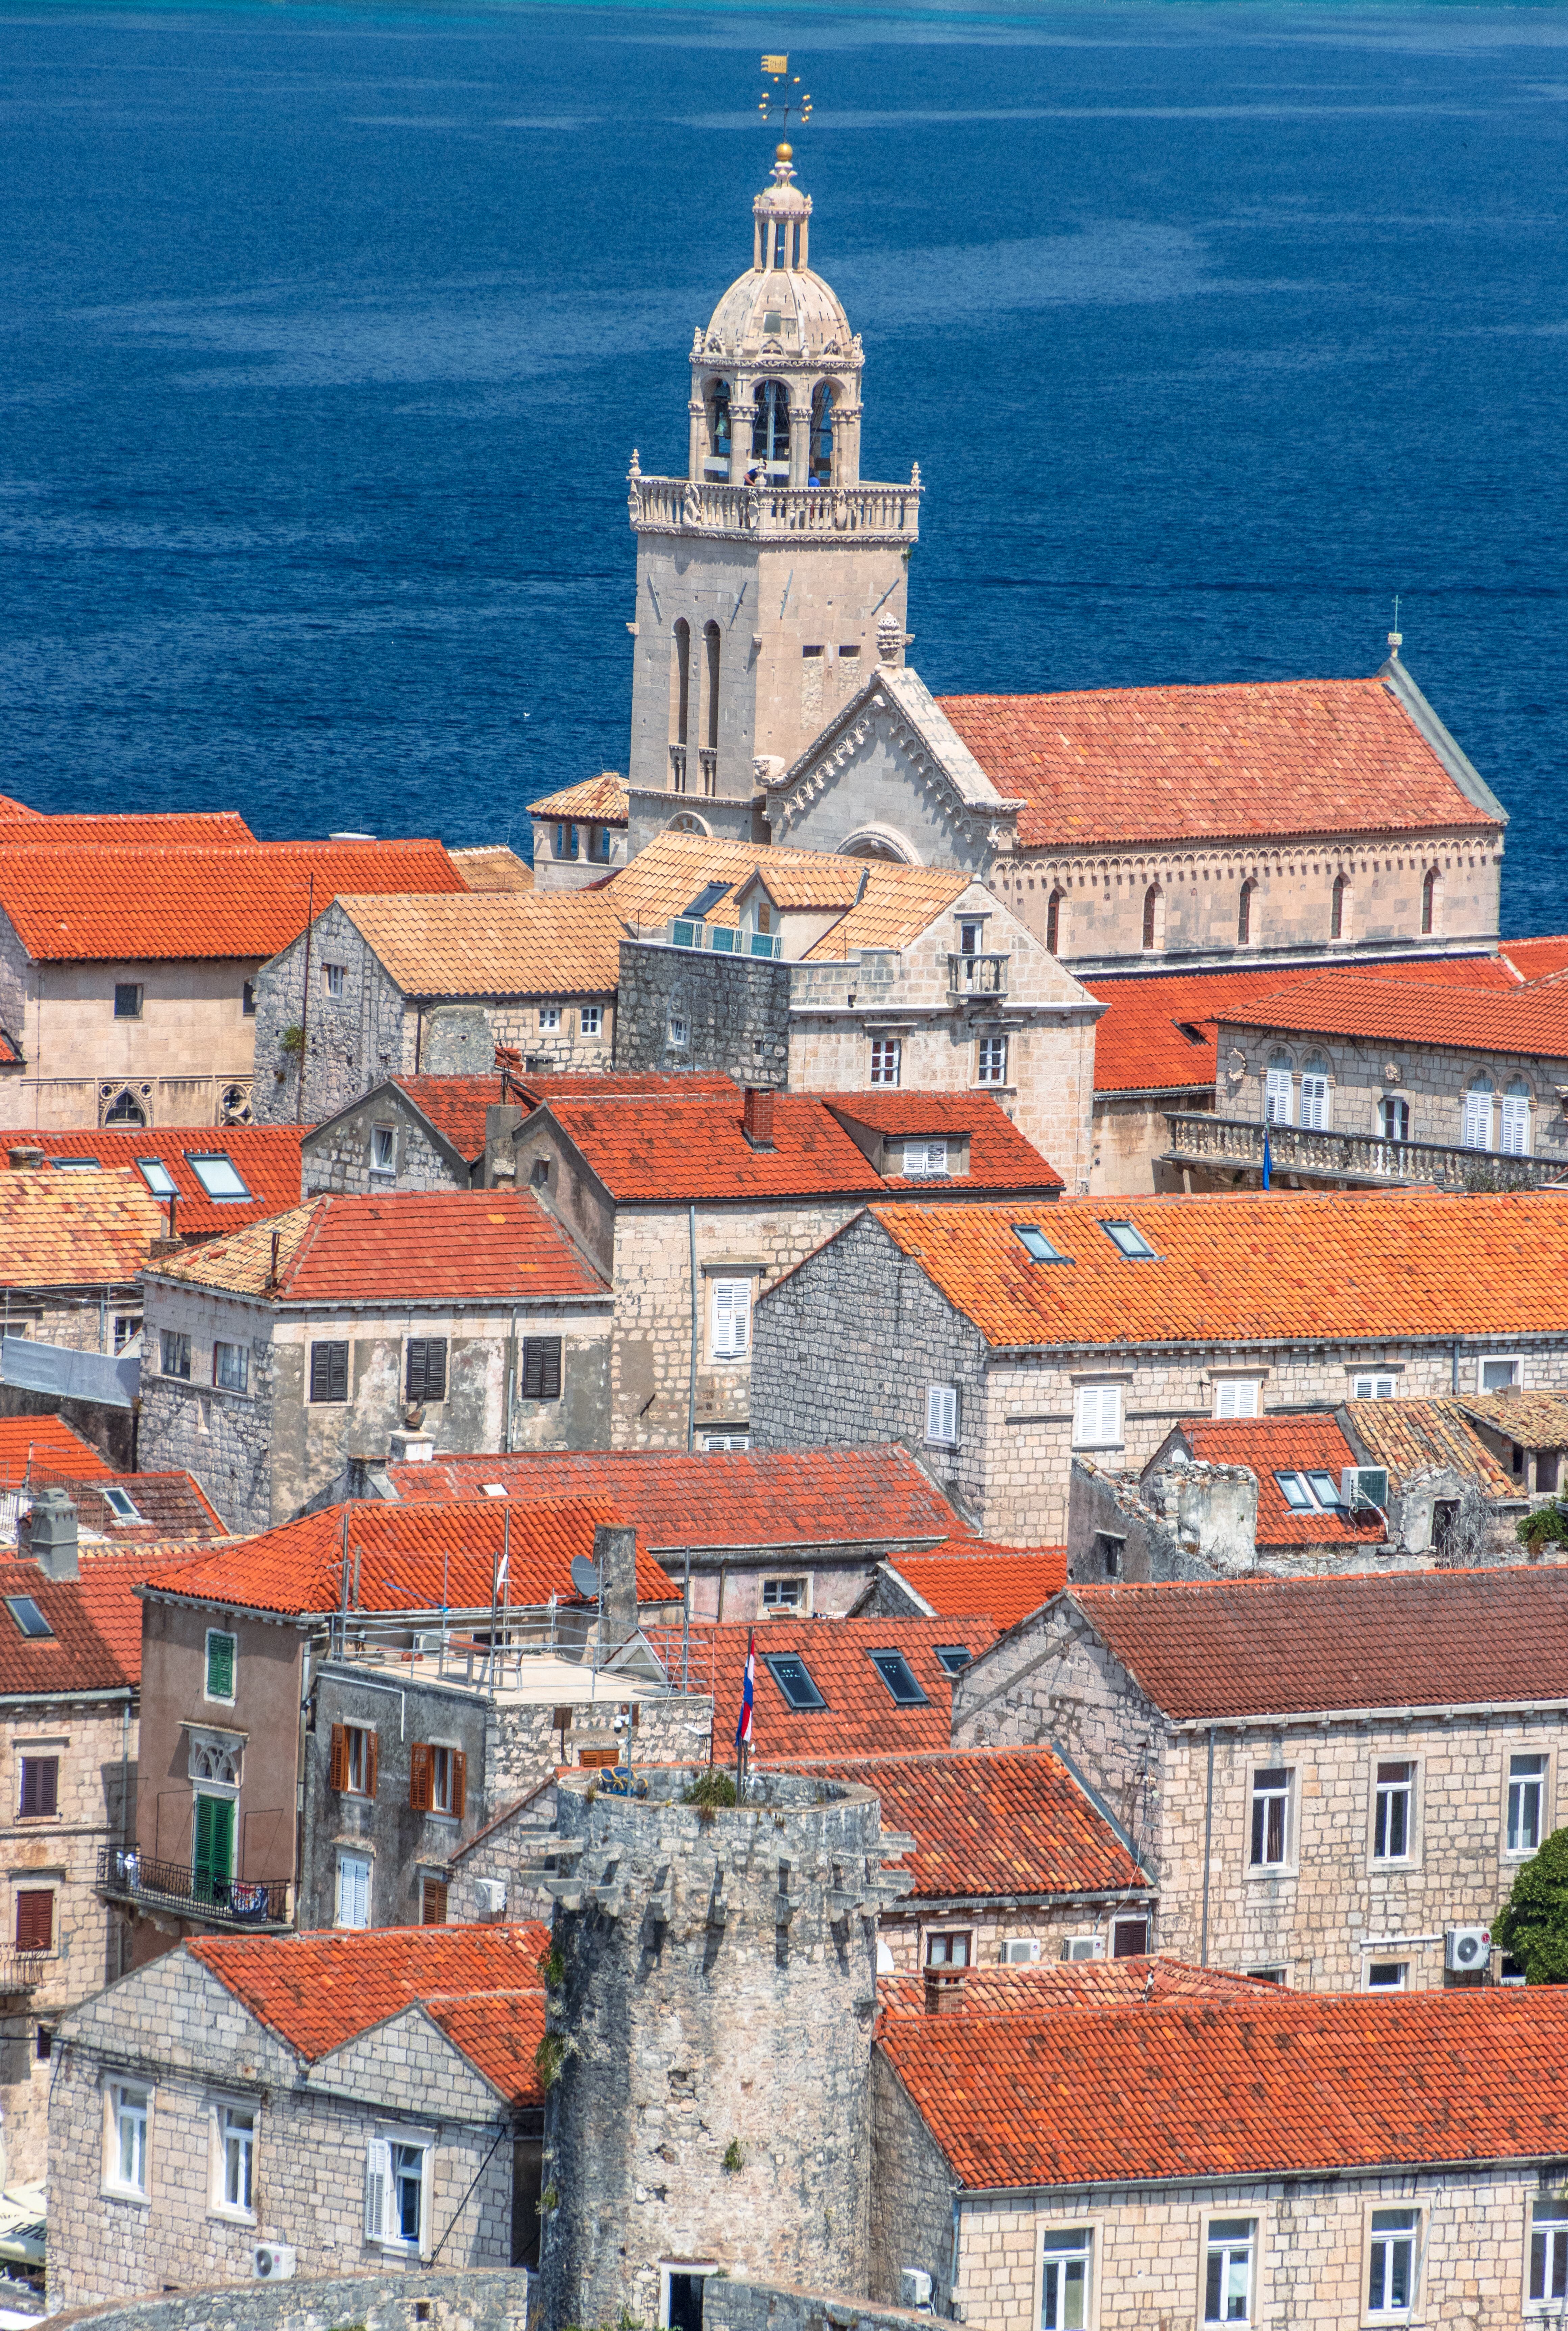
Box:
left=1164, top=1112, right=1568, bottom=1191
left=0, top=1952, right=48, bottom=1996
left=96, top=1846, right=291, bottom=1928
left=948, top=951, right=1009, bottom=998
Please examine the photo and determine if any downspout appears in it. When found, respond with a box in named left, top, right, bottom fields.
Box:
left=414, top=1005, right=423, bottom=1076
left=949, top=2194, right=962, bottom=2321
left=1199, top=1724, right=1216, bottom=1966
left=686, top=1202, right=698, bottom=1453
left=1451, top=1339, right=1460, bottom=1395
left=504, top=1306, right=518, bottom=1453
left=294, top=875, right=315, bottom=1126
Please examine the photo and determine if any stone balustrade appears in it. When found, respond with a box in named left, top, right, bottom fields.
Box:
left=629, top=472, right=921, bottom=543
left=947, top=951, right=1009, bottom=998
left=1165, top=1112, right=1567, bottom=1191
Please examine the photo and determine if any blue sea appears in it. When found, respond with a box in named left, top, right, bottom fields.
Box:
left=1, top=0, right=1564, bottom=933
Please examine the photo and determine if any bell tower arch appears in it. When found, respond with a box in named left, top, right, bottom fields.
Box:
left=625, top=145, right=922, bottom=849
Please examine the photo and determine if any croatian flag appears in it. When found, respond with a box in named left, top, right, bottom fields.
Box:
left=1261, top=1126, right=1273, bottom=1190
left=735, top=1628, right=756, bottom=1750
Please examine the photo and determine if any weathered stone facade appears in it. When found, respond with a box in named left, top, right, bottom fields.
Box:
left=615, top=939, right=792, bottom=1088
left=54, top=2263, right=534, bottom=2331
left=300, top=1087, right=477, bottom=1197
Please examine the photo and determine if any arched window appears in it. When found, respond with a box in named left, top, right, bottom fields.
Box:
left=1238, top=879, right=1257, bottom=947
left=1300, top=1052, right=1331, bottom=1131
left=810, top=384, right=833, bottom=484
left=1500, top=1076, right=1532, bottom=1157
left=1331, top=873, right=1350, bottom=941
left=702, top=622, right=720, bottom=792
left=668, top=811, right=710, bottom=836
left=1045, top=889, right=1064, bottom=955
left=1265, top=1051, right=1293, bottom=1125
left=104, top=1088, right=146, bottom=1127
left=1142, top=883, right=1164, bottom=952
left=1422, top=867, right=1441, bottom=936
left=1462, top=1074, right=1494, bottom=1151
left=707, top=380, right=731, bottom=479
left=669, top=619, right=691, bottom=790
left=751, top=381, right=790, bottom=476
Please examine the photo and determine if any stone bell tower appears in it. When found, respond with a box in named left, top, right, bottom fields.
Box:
left=624, top=145, right=921, bottom=853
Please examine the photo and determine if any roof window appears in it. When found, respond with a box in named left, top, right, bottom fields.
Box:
left=1101, top=1219, right=1159, bottom=1260
left=101, top=1486, right=143, bottom=1524
left=186, top=1153, right=251, bottom=1202
left=136, top=1157, right=178, bottom=1198
left=869, top=1649, right=929, bottom=1707
left=1274, top=1470, right=1345, bottom=1514
left=682, top=881, right=733, bottom=922
left=48, top=1157, right=99, bottom=1172
left=4, top=1598, right=53, bottom=1641
left=1014, top=1224, right=1071, bottom=1265
left=763, top=1652, right=827, bottom=1712
left=481, top=1483, right=507, bottom=1498
left=934, top=1645, right=973, bottom=1676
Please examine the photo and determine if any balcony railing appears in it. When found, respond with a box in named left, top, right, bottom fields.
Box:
left=1164, top=1113, right=1568, bottom=1192
left=948, top=951, right=1009, bottom=998
left=629, top=473, right=921, bottom=545
left=96, top=1846, right=292, bottom=1930
left=0, top=1952, right=48, bottom=1997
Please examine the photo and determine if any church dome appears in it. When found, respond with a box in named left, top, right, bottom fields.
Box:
left=695, top=146, right=860, bottom=370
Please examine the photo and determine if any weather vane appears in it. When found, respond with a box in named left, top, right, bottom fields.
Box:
left=758, top=55, right=812, bottom=132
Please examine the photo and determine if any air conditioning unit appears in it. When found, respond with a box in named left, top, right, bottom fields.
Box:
left=474, top=1877, right=508, bottom=1918
left=1004, top=1938, right=1042, bottom=1965
left=1446, top=1925, right=1491, bottom=1973
left=1342, top=1466, right=1390, bottom=1512
left=1061, top=1935, right=1104, bottom=1963
left=900, top=2270, right=934, bottom=2312
left=252, top=2244, right=296, bottom=2281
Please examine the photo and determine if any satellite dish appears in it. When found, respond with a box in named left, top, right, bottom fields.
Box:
left=570, top=1555, right=602, bottom=1599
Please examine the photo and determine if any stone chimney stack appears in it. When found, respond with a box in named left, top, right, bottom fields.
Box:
left=593, top=1521, right=638, bottom=1643
left=7, top=1147, right=43, bottom=1171
left=22, top=1488, right=78, bottom=1581
left=741, top=1088, right=775, bottom=1150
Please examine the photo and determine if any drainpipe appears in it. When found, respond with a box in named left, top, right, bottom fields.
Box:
left=1200, top=1724, right=1216, bottom=1965
left=949, top=2195, right=962, bottom=2321
left=504, top=1306, right=518, bottom=1453
left=686, top=1202, right=699, bottom=1453
left=295, top=875, right=315, bottom=1126
left=1451, top=1339, right=1460, bottom=1394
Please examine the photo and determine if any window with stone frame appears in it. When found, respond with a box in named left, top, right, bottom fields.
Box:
left=213, top=1340, right=248, bottom=1394
left=18, top=1756, right=57, bottom=1820
left=370, top=1125, right=396, bottom=1178
left=1367, top=2208, right=1418, bottom=2319
left=310, top=1340, right=350, bottom=1403
left=410, top=1742, right=466, bottom=1819
left=420, top=1876, right=448, bottom=1926
left=330, top=1723, right=378, bottom=1799
left=161, top=1329, right=191, bottom=1380
left=14, top=1889, right=52, bottom=1953
left=520, top=1335, right=562, bottom=1401
left=924, top=1929, right=971, bottom=1967
left=405, top=1337, right=447, bottom=1404
left=1204, top=2217, right=1256, bottom=2325
left=107, top=2082, right=149, bottom=2197
left=976, top=1035, right=1008, bottom=1086
left=869, top=1037, right=901, bottom=1086
left=214, top=2101, right=256, bottom=2218
left=711, top=1279, right=751, bottom=1360
left=1250, top=1767, right=1292, bottom=1868
left=1041, top=2227, right=1093, bottom=2330
left=581, top=1004, right=603, bottom=1036
left=1371, top=1761, right=1414, bottom=1862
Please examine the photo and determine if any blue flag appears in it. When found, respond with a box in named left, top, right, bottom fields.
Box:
left=1262, top=1125, right=1272, bottom=1190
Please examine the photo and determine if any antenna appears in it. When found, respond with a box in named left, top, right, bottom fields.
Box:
left=758, top=55, right=812, bottom=132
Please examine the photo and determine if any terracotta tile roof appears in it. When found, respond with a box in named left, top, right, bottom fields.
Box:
left=142, top=1497, right=677, bottom=1620
left=21, top=1470, right=230, bottom=1547
left=0, top=798, right=38, bottom=816
left=528, top=773, right=630, bottom=824
left=879, top=1987, right=1568, bottom=2190
left=1501, top=936, right=1568, bottom=982
left=1067, top=1565, right=1568, bottom=1719
left=367, top=1072, right=740, bottom=1169
left=187, top=1922, right=550, bottom=2104
left=449, top=845, right=535, bottom=893
left=1086, top=957, right=1518, bottom=1094
left=706, top=1617, right=999, bottom=1760
left=606, top=830, right=970, bottom=958
left=0, top=1167, right=167, bottom=1288
left=28, top=1127, right=307, bottom=1237
left=30, top=1547, right=198, bottom=1679
left=0, top=811, right=253, bottom=843
left=878, top=1544, right=1069, bottom=1630
left=822, top=1094, right=1064, bottom=1193
left=748, top=862, right=866, bottom=911
left=380, top=1446, right=966, bottom=1553
left=1459, top=1389, right=1568, bottom=1447
left=865, top=1188, right=1568, bottom=1349
left=1175, top=1415, right=1381, bottom=1546
left=143, top=1190, right=609, bottom=1305
left=1344, top=1396, right=1516, bottom=1494
left=0, top=1418, right=112, bottom=1486
left=801, top=1747, right=1148, bottom=1901
left=877, top=1956, right=1268, bottom=2021
left=936, top=678, right=1500, bottom=851
left=1217, top=969, right=1568, bottom=1057
left=0, top=1557, right=135, bottom=1695
left=333, top=891, right=624, bottom=999
left=0, top=1030, right=20, bottom=1069
left=0, top=840, right=463, bottom=963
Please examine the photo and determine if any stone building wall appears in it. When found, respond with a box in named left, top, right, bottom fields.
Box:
left=0, top=1283, right=146, bottom=1355
left=136, top=1283, right=277, bottom=1534
left=53, top=2263, right=533, bottom=2331
left=874, top=1892, right=1154, bottom=1977
left=867, top=2050, right=959, bottom=2309
left=614, top=939, right=793, bottom=1085
left=252, top=905, right=410, bottom=1129
left=1090, top=1086, right=1214, bottom=1198
left=300, top=1095, right=472, bottom=1198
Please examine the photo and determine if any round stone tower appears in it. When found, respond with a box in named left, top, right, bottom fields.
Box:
left=537, top=1766, right=895, bottom=2329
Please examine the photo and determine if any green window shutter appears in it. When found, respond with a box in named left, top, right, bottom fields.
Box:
left=207, top=1632, right=235, bottom=1699
left=193, top=1795, right=234, bottom=1897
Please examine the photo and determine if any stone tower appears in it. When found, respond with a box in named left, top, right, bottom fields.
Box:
left=624, top=146, right=922, bottom=854
left=536, top=1766, right=906, bottom=2328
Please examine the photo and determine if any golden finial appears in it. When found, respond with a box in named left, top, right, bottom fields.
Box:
left=776, top=141, right=792, bottom=162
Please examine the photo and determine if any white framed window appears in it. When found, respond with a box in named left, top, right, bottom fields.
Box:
left=539, top=1004, right=561, bottom=1032
left=1073, top=1382, right=1123, bottom=1449
left=430, top=1744, right=460, bottom=1818
left=1042, top=2227, right=1093, bottom=2330
left=370, top=1126, right=396, bottom=1178
left=668, top=1013, right=689, bottom=1050
left=213, top=1340, right=248, bottom=1394
left=1365, top=1960, right=1407, bottom=1990
left=1367, top=2207, right=1418, bottom=2319
left=703, top=1430, right=750, bottom=1451
left=976, top=1035, right=1008, bottom=1086
left=1378, top=1095, right=1410, bottom=1143
left=1501, top=1077, right=1532, bottom=1155
left=105, top=2082, right=149, bottom=2199
left=1250, top=1767, right=1291, bottom=1868
left=1463, top=1074, right=1494, bottom=1150
left=1299, top=1053, right=1331, bottom=1130
left=1508, top=1751, right=1547, bottom=1855
left=1264, top=1054, right=1293, bottom=1125
left=323, top=962, right=345, bottom=998
left=213, top=2100, right=256, bottom=2219
left=1351, top=1372, right=1397, bottom=1400
left=1371, top=1760, right=1414, bottom=1863
left=869, top=1038, right=901, bottom=1086
left=581, top=1004, right=603, bottom=1037
left=337, top=1849, right=371, bottom=1930
left=1480, top=1355, right=1521, bottom=1393
left=1212, top=1377, right=1261, bottom=1419
left=1529, top=2198, right=1568, bottom=2312
left=901, top=1139, right=950, bottom=1177
left=761, top=1576, right=808, bottom=1613
left=711, top=1278, right=751, bottom=1360
left=204, top=1629, right=236, bottom=1703
left=365, top=2132, right=432, bottom=2254
left=925, top=1383, right=958, bottom=1446
left=1203, top=2216, right=1257, bottom=2324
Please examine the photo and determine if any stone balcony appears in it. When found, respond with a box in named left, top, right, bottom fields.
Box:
left=948, top=951, right=1009, bottom=999
left=1164, top=1112, right=1568, bottom=1192
left=629, top=471, right=921, bottom=545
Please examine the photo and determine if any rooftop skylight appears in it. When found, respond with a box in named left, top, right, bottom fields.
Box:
left=186, top=1153, right=251, bottom=1202
left=136, top=1157, right=178, bottom=1198
left=870, top=1649, right=930, bottom=1706
left=1014, top=1224, right=1071, bottom=1265
left=1101, top=1219, right=1159, bottom=1260
left=4, top=1598, right=53, bottom=1640
left=763, top=1652, right=827, bottom=1711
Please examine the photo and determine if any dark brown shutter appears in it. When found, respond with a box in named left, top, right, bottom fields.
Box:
left=421, top=1879, right=448, bottom=1927
left=15, top=1891, right=52, bottom=1953
left=329, top=1342, right=348, bottom=1401
left=329, top=1724, right=348, bottom=1792
left=522, top=1337, right=562, bottom=1401
left=409, top=1742, right=432, bottom=1813
left=366, top=1730, right=379, bottom=1801
left=451, top=1750, right=466, bottom=1822
left=407, top=1339, right=447, bottom=1403
left=18, top=1759, right=55, bottom=1819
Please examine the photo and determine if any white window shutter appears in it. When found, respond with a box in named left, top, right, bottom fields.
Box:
left=1500, top=1088, right=1530, bottom=1156
left=1265, top=1067, right=1293, bottom=1125
left=365, top=2137, right=390, bottom=2241
left=926, top=1384, right=957, bottom=1443
left=1463, top=1084, right=1492, bottom=1150
left=712, top=1279, right=750, bottom=1358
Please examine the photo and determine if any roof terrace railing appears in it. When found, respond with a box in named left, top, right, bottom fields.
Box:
left=1165, top=1112, right=1568, bottom=1192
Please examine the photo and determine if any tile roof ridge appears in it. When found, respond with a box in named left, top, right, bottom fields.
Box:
left=272, top=1194, right=341, bottom=1297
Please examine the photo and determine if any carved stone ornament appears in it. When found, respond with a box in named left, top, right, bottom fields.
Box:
left=681, top=484, right=703, bottom=526
left=1383, top=1061, right=1402, bottom=1083
left=1225, top=1048, right=1246, bottom=1082
left=876, top=614, right=906, bottom=665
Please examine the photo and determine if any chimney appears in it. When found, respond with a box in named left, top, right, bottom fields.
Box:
left=21, top=1487, right=78, bottom=1581
left=593, top=1521, right=638, bottom=1644
left=923, top=1967, right=968, bottom=2017
left=741, top=1088, right=776, bottom=1150
left=7, top=1147, right=43, bottom=1171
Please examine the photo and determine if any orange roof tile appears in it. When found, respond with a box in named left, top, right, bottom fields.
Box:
left=876, top=1956, right=1268, bottom=2021
left=45, top=1546, right=198, bottom=1679
left=528, top=773, right=629, bottom=823
left=143, top=1189, right=609, bottom=1304
left=1068, top=1565, right=1568, bottom=1718
left=0, top=839, right=463, bottom=962
left=188, top=1922, right=549, bottom=2104
left=380, top=1446, right=966, bottom=1553
left=16, top=1469, right=228, bottom=1549
left=878, top=1543, right=1069, bottom=1629
left=802, top=1747, right=1148, bottom=1901
left=1218, top=969, right=1568, bottom=1057
left=333, top=891, right=624, bottom=999
left=1501, top=936, right=1568, bottom=982
left=606, top=830, right=970, bottom=958
left=0, top=797, right=38, bottom=816
left=449, top=845, right=535, bottom=893
left=864, top=1188, right=1568, bottom=1349
left=0, top=1418, right=112, bottom=1485
left=1343, top=1396, right=1516, bottom=1494
left=879, top=1987, right=1568, bottom=2189
left=1175, top=1414, right=1380, bottom=1545
left=937, top=677, right=1500, bottom=850
left=141, top=1497, right=677, bottom=1620
left=707, top=1617, right=1000, bottom=1760
left=0, top=811, right=254, bottom=843
left=0, top=1556, right=136, bottom=1695
left=1458, top=1388, right=1568, bottom=1448
left=362, top=1071, right=740, bottom=1168
left=28, top=1126, right=306, bottom=1237
left=0, top=1030, right=20, bottom=1069
left=822, top=1094, right=1064, bottom=1193
left=0, top=1167, right=167, bottom=1288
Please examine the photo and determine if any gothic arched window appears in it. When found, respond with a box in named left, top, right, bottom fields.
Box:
left=669, top=620, right=691, bottom=791
left=1142, top=883, right=1164, bottom=952
left=751, top=381, right=790, bottom=476
left=1331, top=873, right=1350, bottom=941
left=104, top=1088, right=146, bottom=1127
left=1046, top=889, right=1064, bottom=955
left=810, top=384, right=834, bottom=484
left=1422, top=866, right=1442, bottom=936
left=1238, top=879, right=1257, bottom=946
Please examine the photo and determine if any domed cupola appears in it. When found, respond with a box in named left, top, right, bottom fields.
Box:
left=687, top=144, right=863, bottom=488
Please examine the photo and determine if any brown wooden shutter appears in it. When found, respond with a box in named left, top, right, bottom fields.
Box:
left=329, top=1724, right=348, bottom=1792
left=451, top=1750, right=466, bottom=1822
left=15, top=1891, right=52, bottom=1953
left=409, top=1742, right=432, bottom=1812
left=421, top=1879, right=448, bottom=1927
left=365, top=1730, right=379, bottom=1801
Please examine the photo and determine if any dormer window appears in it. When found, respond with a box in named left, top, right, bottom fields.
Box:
left=900, top=1139, right=950, bottom=1178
